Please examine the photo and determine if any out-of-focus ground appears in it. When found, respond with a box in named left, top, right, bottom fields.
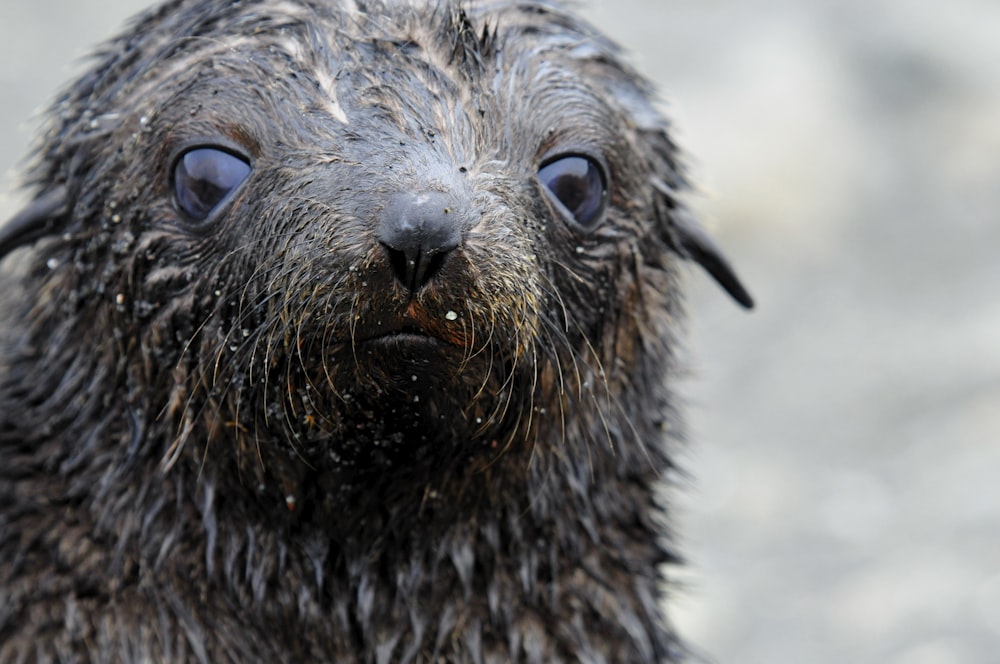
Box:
left=1, top=1, right=997, bottom=663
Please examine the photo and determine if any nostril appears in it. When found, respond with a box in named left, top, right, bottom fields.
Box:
left=422, top=251, right=448, bottom=281
left=377, top=191, right=462, bottom=294
left=384, top=244, right=413, bottom=288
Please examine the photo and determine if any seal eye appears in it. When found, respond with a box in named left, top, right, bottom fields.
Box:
left=538, top=155, right=608, bottom=229
left=174, top=147, right=251, bottom=221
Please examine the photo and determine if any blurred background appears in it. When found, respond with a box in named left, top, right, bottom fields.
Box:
left=1, top=1, right=997, bottom=662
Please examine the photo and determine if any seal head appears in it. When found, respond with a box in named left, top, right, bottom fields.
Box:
left=0, top=1, right=752, bottom=661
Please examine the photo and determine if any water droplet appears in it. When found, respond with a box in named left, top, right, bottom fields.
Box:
left=445, top=311, right=458, bottom=321
left=46, top=258, right=60, bottom=270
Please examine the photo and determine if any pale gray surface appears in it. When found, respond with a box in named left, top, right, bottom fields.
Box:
left=2, top=2, right=998, bottom=663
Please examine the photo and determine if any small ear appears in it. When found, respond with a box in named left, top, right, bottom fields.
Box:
left=653, top=178, right=754, bottom=309
left=0, top=185, right=69, bottom=259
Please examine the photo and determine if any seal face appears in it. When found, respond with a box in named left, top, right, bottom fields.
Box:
left=0, top=1, right=752, bottom=661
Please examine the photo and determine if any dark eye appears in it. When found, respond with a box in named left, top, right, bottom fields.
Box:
left=174, top=147, right=251, bottom=221
left=538, top=154, right=608, bottom=229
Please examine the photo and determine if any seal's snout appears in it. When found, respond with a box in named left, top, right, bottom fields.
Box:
left=378, top=191, right=462, bottom=294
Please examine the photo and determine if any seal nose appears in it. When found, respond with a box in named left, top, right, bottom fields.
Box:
left=378, top=191, right=461, bottom=293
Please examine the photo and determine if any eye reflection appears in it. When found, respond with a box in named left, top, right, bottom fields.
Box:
left=538, top=155, right=608, bottom=229
left=174, top=147, right=251, bottom=221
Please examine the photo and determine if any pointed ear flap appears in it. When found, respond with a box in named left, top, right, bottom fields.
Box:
left=0, top=185, right=69, bottom=259
left=653, top=177, right=754, bottom=309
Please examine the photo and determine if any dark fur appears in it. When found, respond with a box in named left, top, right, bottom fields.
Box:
left=0, top=1, right=751, bottom=662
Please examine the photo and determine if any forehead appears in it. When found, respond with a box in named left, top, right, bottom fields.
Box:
left=128, top=0, right=622, bottom=95
left=116, top=0, right=635, bottom=150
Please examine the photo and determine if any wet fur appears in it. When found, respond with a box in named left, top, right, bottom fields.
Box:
left=0, top=1, right=750, bottom=662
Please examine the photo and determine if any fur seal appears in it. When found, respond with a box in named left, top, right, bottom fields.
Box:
left=0, top=0, right=753, bottom=661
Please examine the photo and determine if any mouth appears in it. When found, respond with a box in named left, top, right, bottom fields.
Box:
left=352, top=303, right=463, bottom=349
left=361, top=328, right=446, bottom=347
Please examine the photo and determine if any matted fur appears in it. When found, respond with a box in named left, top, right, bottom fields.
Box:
left=0, top=1, right=751, bottom=662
